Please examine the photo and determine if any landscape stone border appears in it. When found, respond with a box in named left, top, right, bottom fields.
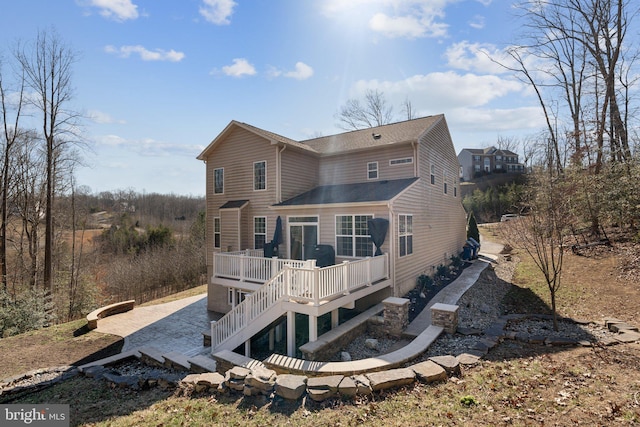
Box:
left=2, top=316, right=638, bottom=404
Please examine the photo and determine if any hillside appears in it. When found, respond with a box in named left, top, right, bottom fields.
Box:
left=1, top=226, right=639, bottom=426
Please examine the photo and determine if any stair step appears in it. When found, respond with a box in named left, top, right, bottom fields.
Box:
left=78, top=349, right=141, bottom=373
left=138, top=346, right=166, bottom=367
left=188, top=355, right=218, bottom=373
left=163, top=351, right=191, bottom=371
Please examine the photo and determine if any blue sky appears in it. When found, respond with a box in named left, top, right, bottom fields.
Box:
left=1, top=1, right=544, bottom=196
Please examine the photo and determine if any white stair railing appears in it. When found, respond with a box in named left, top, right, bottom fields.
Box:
left=210, top=254, right=389, bottom=352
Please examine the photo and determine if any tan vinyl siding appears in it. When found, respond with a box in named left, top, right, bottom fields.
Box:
left=203, top=126, right=280, bottom=264
left=280, top=148, right=319, bottom=201
left=278, top=205, right=390, bottom=261
left=319, top=144, right=415, bottom=185
left=390, top=117, right=467, bottom=297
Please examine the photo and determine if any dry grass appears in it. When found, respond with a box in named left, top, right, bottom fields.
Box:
left=3, top=226, right=640, bottom=426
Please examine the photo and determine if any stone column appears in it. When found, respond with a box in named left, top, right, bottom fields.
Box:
left=430, top=303, right=459, bottom=334
left=382, top=297, right=409, bottom=337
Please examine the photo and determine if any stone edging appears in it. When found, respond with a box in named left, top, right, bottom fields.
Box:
left=86, top=300, right=136, bottom=330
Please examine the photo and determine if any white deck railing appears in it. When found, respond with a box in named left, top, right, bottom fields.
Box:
left=214, top=251, right=311, bottom=283
left=210, top=254, right=389, bottom=350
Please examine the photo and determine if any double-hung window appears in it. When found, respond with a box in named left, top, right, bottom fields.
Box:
left=399, top=214, right=413, bottom=257
left=430, top=164, right=436, bottom=185
left=336, top=215, right=373, bottom=257
left=214, top=217, right=221, bottom=248
left=367, top=162, right=378, bottom=180
left=214, top=168, right=224, bottom=194
left=254, top=217, right=266, bottom=249
left=254, top=161, right=266, bottom=191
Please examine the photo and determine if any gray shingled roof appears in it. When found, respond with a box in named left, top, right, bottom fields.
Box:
left=273, top=178, right=419, bottom=207
left=199, top=115, right=444, bottom=160
left=219, top=200, right=249, bottom=209
left=301, top=115, right=442, bottom=154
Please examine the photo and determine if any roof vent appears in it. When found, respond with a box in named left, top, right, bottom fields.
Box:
left=372, top=133, right=381, bottom=140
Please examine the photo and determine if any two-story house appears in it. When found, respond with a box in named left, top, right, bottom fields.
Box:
left=197, top=114, right=467, bottom=358
left=458, top=146, right=525, bottom=181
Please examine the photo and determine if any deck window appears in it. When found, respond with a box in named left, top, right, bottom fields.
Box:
left=214, top=168, right=224, bottom=194
left=254, top=217, right=266, bottom=249
left=336, top=215, right=373, bottom=257
left=367, top=162, right=378, bottom=180
left=254, top=161, right=266, bottom=191
left=399, top=214, right=413, bottom=257
left=214, top=217, right=221, bottom=248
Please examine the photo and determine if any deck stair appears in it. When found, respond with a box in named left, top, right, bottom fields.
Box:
left=210, top=255, right=390, bottom=354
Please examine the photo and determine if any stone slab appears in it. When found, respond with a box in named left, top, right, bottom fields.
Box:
left=274, top=374, right=307, bottom=400
left=429, top=355, right=460, bottom=375
left=163, top=351, right=191, bottom=371
left=188, top=355, right=217, bottom=373
left=366, top=367, right=416, bottom=391
left=410, top=360, right=447, bottom=383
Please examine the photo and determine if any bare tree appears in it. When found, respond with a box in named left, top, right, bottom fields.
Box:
left=502, top=166, right=569, bottom=331
left=401, top=96, right=417, bottom=121
left=14, top=29, right=80, bottom=295
left=0, top=58, right=26, bottom=292
left=335, top=89, right=395, bottom=130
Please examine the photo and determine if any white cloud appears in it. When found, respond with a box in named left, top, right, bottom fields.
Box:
left=476, top=0, right=492, bottom=6
left=88, top=110, right=126, bottom=124
left=468, top=15, right=485, bottom=29
left=221, top=58, right=257, bottom=77
left=94, top=134, right=204, bottom=157
left=369, top=13, right=447, bottom=39
left=200, top=0, right=236, bottom=25
left=284, top=62, right=314, bottom=80
left=445, top=41, right=517, bottom=74
left=105, top=45, right=185, bottom=62
left=345, top=71, right=546, bottom=136
left=353, top=72, right=522, bottom=109
left=321, top=0, right=454, bottom=39
left=81, top=0, right=139, bottom=21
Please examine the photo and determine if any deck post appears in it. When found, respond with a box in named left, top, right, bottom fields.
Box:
left=313, top=266, right=320, bottom=306
left=309, top=314, right=318, bottom=342
left=269, top=328, right=275, bottom=351
left=271, top=256, right=278, bottom=277
left=240, top=254, right=246, bottom=281
left=342, top=260, right=350, bottom=295
left=366, top=257, right=372, bottom=285
left=287, top=311, right=295, bottom=357
left=275, top=323, right=282, bottom=342
left=331, top=309, right=339, bottom=329
left=244, top=339, right=251, bottom=357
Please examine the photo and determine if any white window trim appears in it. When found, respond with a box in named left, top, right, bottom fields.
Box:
left=214, top=167, right=224, bottom=194
left=253, top=160, right=267, bottom=191
left=389, top=157, right=413, bottom=165
left=254, top=216, right=267, bottom=249
left=367, top=162, right=378, bottom=180
left=398, top=214, right=413, bottom=257
left=335, top=214, right=374, bottom=258
left=214, top=217, right=221, bottom=249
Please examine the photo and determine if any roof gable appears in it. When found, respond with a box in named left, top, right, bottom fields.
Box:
left=198, top=115, right=445, bottom=160
left=197, top=120, right=316, bottom=160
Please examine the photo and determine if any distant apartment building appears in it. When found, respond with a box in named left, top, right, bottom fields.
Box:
left=458, top=146, right=525, bottom=181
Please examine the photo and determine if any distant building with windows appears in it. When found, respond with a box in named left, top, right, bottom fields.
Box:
left=457, top=146, right=525, bottom=182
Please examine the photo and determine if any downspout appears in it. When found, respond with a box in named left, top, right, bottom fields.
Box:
left=388, top=201, right=396, bottom=297
left=412, top=140, right=418, bottom=177
left=277, top=144, right=287, bottom=203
